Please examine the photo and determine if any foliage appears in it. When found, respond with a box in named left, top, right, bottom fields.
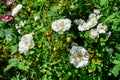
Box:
left=0, top=0, right=120, bottom=80
left=112, top=53, right=120, bottom=77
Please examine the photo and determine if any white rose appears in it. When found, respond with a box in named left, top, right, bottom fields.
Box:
left=19, top=33, right=34, bottom=54
left=12, top=4, right=22, bottom=16
left=89, top=29, right=99, bottom=39
left=52, top=19, right=71, bottom=34
left=97, top=23, right=107, bottom=33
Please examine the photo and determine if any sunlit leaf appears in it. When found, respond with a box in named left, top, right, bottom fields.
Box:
left=100, top=0, right=108, bottom=6
left=112, top=65, right=120, bottom=77
left=18, top=61, right=29, bottom=71
left=11, top=44, right=18, bottom=55
left=0, top=30, right=4, bottom=38
left=4, top=63, right=17, bottom=72
left=42, top=74, right=47, bottom=80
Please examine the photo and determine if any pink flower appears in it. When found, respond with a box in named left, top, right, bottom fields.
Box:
left=1, top=14, right=14, bottom=21
left=6, top=0, right=14, bottom=6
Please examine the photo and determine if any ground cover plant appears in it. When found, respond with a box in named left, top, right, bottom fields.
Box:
left=0, top=0, right=120, bottom=80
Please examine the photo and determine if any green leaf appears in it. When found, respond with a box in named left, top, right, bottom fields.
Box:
left=30, top=69, right=36, bottom=74
left=8, top=58, right=19, bottom=64
left=4, top=63, right=17, bottom=72
left=42, top=64, right=47, bottom=68
left=115, top=44, right=120, bottom=49
left=4, top=58, right=19, bottom=72
left=70, top=3, right=75, bottom=9
left=18, top=61, right=29, bottom=71
left=84, top=31, right=89, bottom=38
left=112, top=65, right=120, bottom=77
left=38, top=0, right=46, bottom=2
left=15, top=16, right=21, bottom=21
left=11, top=74, right=20, bottom=80
left=41, top=69, right=46, bottom=73
left=100, top=0, right=108, bottom=6
left=21, top=77, right=27, bottom=80
left=48, top=76, right=52, bottom=80
left=104, top=13, right=116, bottom=23
left=5, top=34, right=13, bottom=41
left=4, top=28, right=13, bottom=35
left=51, top=6, right=61, bottom=12
left=100, top=42, right=105, bottom=46
left=115, top=53, right=120, bottom=61
left=42, top=74, right=47, bottom=80
left=11, top=44, right=18, bottom=55
left=91, top=64, right=96, bottom=71
left=0, top=30, right=4, bottom=38
left=112, top=60, right=120, bottom=64
left=46, top=70, right=52, bottom=75
left=35, top=26, right=47, bottom=33
left=116, top=26, right=120, bottom=32
left=40, top=27, right=47, bottom=32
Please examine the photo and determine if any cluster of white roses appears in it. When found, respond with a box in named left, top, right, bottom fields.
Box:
left=51, top=17, right=90, bottom=68
left=51, top=11, right=108, bottom=34
left=74, top=9, right=109, bottom=39
left=11, top=4, right=35, bottom=54
left=51, top=9, right=108, bottom=38
left=74, top=9, right=101, bottom=32
left=89, top=23, right=108, bottom=39
left=18, top=9, right=110, bottom=68
left=51, top=9, right=111, bottom=68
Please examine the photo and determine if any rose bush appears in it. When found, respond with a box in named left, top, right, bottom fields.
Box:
left=0, top=0, right=120, bottom=80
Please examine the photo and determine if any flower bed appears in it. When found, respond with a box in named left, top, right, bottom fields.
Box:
left=0, top=0, right=120, bottom=80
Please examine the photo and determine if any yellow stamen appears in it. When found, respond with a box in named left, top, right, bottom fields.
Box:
left=91, top=21, right=95, bottom=25
left=88, top=69, right=93, bottom=73
left=60, top=22, right=65, bottom=29
left=91, top=59, right=96, bottom=64
left=100, top=26, right=104, bottom=29
left=75, top=53, right=83, bottom=60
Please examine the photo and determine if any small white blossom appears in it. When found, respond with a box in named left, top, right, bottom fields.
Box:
left=89, top=13, right=96, bottom=19
left=78, top=22, right=91, bottom=31
left=106, top=47, right=113, bottom=53
left=89, top=9, right=101, bottom=20
left=19, top=33, right=34, bottom=54
left=70, top=46, right=89, bottom=68
left=96, top=14, right=102, bottom=20
left=106, top=31, right=112, bottom=38
left=87, top=17, right=98, bottom=28
left=52, top=19, right=71, bottom=34
left=97, top=23, right=107, bottom=33
left=71, top=42, right=78, bottom=47
left=15, top=20, right=26, bottom=33
left=89, top=29, right=99, bottom=39
left=78, top=24, right=86, bottom=31
left=93, top=9, right=100, bottom=15
left=34, top=16, right=39, bottom=21
left=12, top=4, right=22, bottom=16
left=77, top=19, right=97, bottom=31
left=84, top=23, right=91, bottom=30
left=15, top=24, right=20, bottom=29
left=113, top=7, right=118, bottom=11
left=74, top=19, right=85, bottom=25
left=17, top=29, right=21, bottom=34
left=19, top=41, right=30, bottom=54
left=19, top=20, right=26, bottom=27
